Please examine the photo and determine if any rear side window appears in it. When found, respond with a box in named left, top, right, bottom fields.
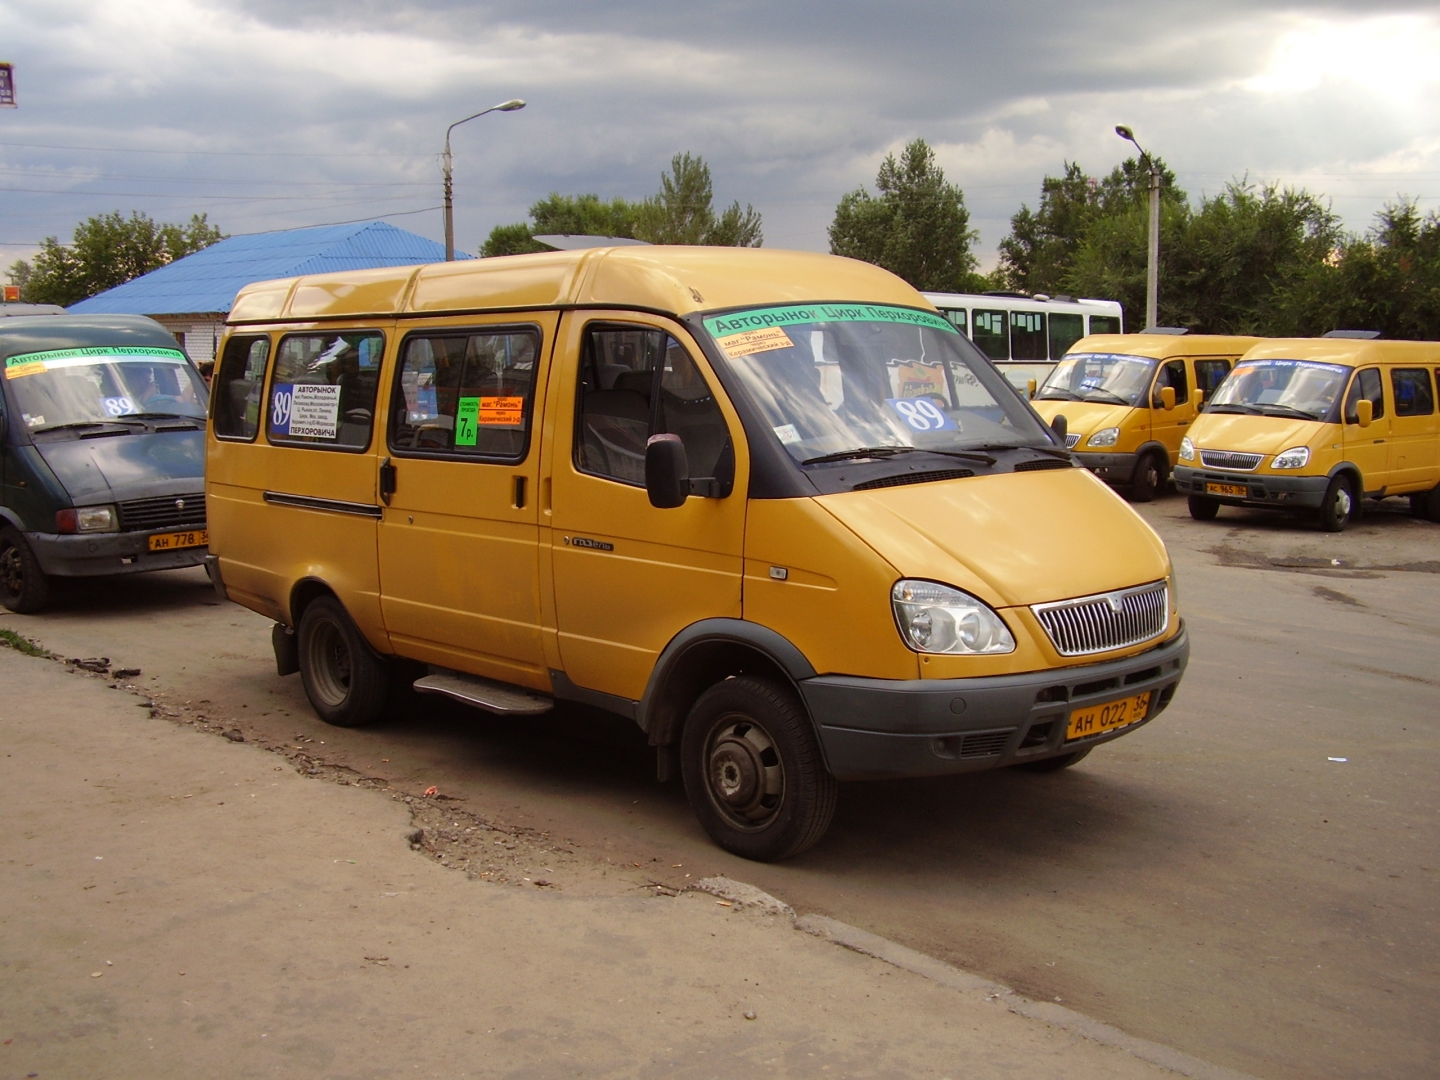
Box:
left=1391, top=368, right=1435, bottom=417
left=1194, top=359, right=1230, bottom=398
left=1344, top=367, right=1385, bottom=423
left=1010, top=311, right=1046, bottom=361
left=972, top=310, right=1008, bottom=361
left=213, top=335, right=270, bottom=440
left=267, top=332, right=383, bottom=451
left=388, top=328, right=539, bottom=461
left=1048, top=313, right=1084, bottom=360
left=1153, top=359, right=1189, bottom=405
left=1089, top=315, right=1121, bottom=335
left=575, top=324, right=733, bottom=495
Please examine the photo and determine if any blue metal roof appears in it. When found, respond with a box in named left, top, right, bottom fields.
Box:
left=69, top=221, right=469, bottom=316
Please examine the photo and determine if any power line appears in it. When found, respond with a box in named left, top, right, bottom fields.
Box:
left=0, top=166, right=430, bottom=189
left=0, top=186, right=433, bottom=203
left=0, top=138, right=428, bottom=160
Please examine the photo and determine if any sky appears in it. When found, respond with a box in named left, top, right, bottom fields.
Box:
left=2, top=0, right=1439, bottom=274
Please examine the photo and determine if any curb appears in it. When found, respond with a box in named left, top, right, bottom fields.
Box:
left=695, top=877, right=1259, bottom=1080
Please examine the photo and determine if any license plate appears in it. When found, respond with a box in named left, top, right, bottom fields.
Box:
left=1066, top=691, right=1151, bottom=741
left=1206, top=482, right=1248, bottom=498
left=148, top=528, right=208, bottom=552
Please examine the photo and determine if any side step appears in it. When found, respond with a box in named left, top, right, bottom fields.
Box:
left=413, top=671, right=553, bottom=715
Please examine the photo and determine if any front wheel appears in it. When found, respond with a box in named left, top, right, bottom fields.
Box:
left=297, top=596, right=391, bottom=727
left=0, top=527, right=51, bottom=614
left=1128, top=452, right=1165, bottom=503
left=1187, top=495, right=1220, bottom=521
left=1317, top=475, right=1355, bottom=533
left=681, top=675, right=837, bottom=862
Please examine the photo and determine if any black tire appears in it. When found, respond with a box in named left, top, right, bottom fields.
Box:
left=1187, top=494, right=1220, bottom=521
left=680, top=675, right=837, bottom=862
left=297, top=596, right=391, bottom=727
left=0, top=526, right=51, bottom=614
left=1013, top=747, right=1092, bottom=773
left=1128, top=452, right=1164, bottom=503
left=1410, top=485, right=1440, bottom=523
left=1317, top=474, right=1355, bottom=533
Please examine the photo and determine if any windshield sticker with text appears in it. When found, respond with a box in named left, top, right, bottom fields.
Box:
left=4, top=346, right=187, bottom=379
left=704, top=304, right=957, bottom=339
left=715, top=327, right=794, bottom=358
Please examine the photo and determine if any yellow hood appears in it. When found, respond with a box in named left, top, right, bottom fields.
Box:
left=1031, top=399, right=1137, bottom=440
left=1188, top=413, right=1319, bottom=456
left=815, top=468, right=1171, bottom=609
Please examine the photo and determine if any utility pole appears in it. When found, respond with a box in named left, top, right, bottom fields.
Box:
left=443, top=98, right=526, bottom=261
left=1116, top=125, right=1161, bottom=330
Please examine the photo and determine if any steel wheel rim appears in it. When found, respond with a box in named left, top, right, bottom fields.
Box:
left=305, top=617, right=352, bottom=708
left=1334, top=485, right=1352, bottom=519
left=704, top=713, right=785, bottom=831
left=0, top=543, right=22, bottom=600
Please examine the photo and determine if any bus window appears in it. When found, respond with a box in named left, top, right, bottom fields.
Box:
left=940, top=308, right=968, bottom=335
left=1089, top=315, right=1121, bottom=335
left=1194, top=359, right=1231, bottom=398
left=1048, top=313, right=1084, bottom=359
left=973, top=309, right=1009, bottom=361
left=1010, top=311, right=1046, bottom=361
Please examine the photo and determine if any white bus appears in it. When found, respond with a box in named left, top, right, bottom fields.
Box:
left=921, top=291, right=1124, bottom=389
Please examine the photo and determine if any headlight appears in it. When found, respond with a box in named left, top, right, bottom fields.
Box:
left=1179, top=436, right=1195, bottom=461
left=1087, top=426, right=1120, bottom=448
left=55, top=506, right=119, bottom=533
left=891, top=580, right=1016, bottom=655
left=1272, top=446, right=1310, bottom=469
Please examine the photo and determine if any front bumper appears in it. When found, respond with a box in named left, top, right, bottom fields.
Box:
left=1073, top=450, right=1137, bottom=482
left=1173, top=466, right=1329, bottom=508
left=800, top=627, right=1189, bottom=780
left=27, top=530, right=209, bottom=578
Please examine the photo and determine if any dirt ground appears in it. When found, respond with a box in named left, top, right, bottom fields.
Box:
left=1, top=487, right=1436, bottom=1079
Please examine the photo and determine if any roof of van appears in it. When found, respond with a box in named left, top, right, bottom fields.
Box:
left=1068, top=333, right=1264, bottom=358
left=1239, top=337, right=1440, bottom=365
left=0, top=314, right=182, bottom=363
left=226, top=247, right=925, bottom=325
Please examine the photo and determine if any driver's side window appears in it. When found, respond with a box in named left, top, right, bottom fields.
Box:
left=1153, top=359, right=1189, bottom=405
left=1344, top=367, right=1385, bottom=423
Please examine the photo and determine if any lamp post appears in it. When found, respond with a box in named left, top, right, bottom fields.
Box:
left=1115, top=125, right=1160, bottom=331
left=444, top=98, right=526, bottom=261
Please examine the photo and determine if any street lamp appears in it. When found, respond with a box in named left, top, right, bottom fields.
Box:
left=444, top=98, right=526, bottom=261
left=1115, top=125, right=1161, bottom=331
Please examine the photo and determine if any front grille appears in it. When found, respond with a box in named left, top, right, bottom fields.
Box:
left=118, top=494, right=206, bottom=532
left=960, top=729, right=1014, bottom=758
left=853, top=468, right=973, bottom=491
left=1013, top=457, right=1072, bottom=472
left=1199, top=450, right=1263, bottom=471
left=1031, top=580, right=1170, bottom=657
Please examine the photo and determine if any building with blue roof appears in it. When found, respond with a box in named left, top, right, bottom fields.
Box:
left=68, top=221, right=466, bottom=364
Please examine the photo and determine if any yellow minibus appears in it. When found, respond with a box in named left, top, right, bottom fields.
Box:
left=205, top=247, right=1189, bottom=860
left=1175, top=336, right=1440, bottom=531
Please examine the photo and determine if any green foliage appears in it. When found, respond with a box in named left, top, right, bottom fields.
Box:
left=1304, top=202, right=1440, bottom=339
left=481, top=153, right=761, bottom=256
left=7, top=211, right=224, bottom=307
left=0, top=628, right=50, bottom=657
left=828, top=139, right=981, bottom=292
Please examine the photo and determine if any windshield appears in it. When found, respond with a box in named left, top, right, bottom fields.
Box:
left=701, top=304, right=1051, bottom=463
left=3, top=346, right=208, bottom=431
left=1037, top=352, right=1156, bottom=407
left=1206, top=359, right=1348, bottom=420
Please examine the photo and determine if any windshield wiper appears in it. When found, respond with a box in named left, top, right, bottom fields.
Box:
left=1080, top=388, right=1130, bottom=405
left=801, top=445, right=997, bottom=467
left=33, top=421, right=134, bottom=436
left=1035, top=389, right=1080, bottom=401
left=1257, top=404, right=1322, bottom=421
left=1204, top=403, right=1260, bottom=414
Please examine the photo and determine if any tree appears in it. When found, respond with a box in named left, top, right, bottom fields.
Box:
left=481, top=153, right=762, bottom=256
left=7, top=211, right=225, bottom=307
left=828, top=139, right=980, bottom=292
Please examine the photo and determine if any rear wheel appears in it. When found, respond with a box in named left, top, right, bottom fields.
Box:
left=1410, top=484, right=1440, bottom=523
left=1317, top=474, right=1355, bottom=533
left=1014, top=747, right=1092, bottom=773
left=1128, top=452, right=1164, bottom=503
left=1187, top=495, right=1220, bottom=521
left=0, top=527, right=50, bottom=614
left=681, top=675, right=837, bottom=862
left=297, top=596, right=391, bottom=727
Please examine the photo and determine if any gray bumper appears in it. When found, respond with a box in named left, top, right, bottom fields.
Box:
left=1173, top=466, right=1329, bottom=508
left=27, top=531, right=209, bottom=578
left=1073, top=451, right=1137, bottom=482
left=800, top=627, right=1189, bottom=780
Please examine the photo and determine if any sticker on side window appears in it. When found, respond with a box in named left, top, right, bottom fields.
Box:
left=715, top=327, right=793, bottom=358
left=455, top=397, right=479, bottom=446
left=886, top=397, right=956, bottom=432
left=271, top=383, right=341, bottom=439
left=479, top=396, right=524, bottom=426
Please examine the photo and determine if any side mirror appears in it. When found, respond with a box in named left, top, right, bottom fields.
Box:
left=1050, top=413, right=1068, bottom=443
left=1026, top=378, right=1037, bottom=400
left=645, top=434, right=689, bottom=508
left=1196, top=387, right=1206, bottom=405
left=1158, top=386, right=1176, bottom=411
left=1356, top=398, right=1373, bottom=429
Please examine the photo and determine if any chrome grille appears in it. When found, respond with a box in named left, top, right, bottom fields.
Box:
left=1032, top=581, right=1170, bottom=657
left=1199, top=450, right=1262, bottom=471
left=117, top=494, right=206, bottom=532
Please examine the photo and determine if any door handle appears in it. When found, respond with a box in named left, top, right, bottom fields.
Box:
left=379, top=457, right=397, bottom=504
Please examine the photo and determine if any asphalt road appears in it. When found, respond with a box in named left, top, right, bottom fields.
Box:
left=3, top=490, right=1436, bottom=1080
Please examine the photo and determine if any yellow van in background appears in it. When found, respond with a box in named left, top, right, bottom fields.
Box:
left=205, top=247, right=1189, bottom=860
left=1031, top=334, right=1260, bottom=501
left=1175, top=336, right=1440, bottom=531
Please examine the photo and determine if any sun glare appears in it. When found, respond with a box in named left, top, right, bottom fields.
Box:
left=1247, top=14, right=1440, bottom=101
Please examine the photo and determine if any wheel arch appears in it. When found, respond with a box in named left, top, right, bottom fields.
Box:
left=638, top=619, right=818, bottom=751
left=1328, top=461, right=1364, bottom=491
left=0, top=507, right=25, bottom=532
left=287, top=576, right=339, bottom=630
left=1135, top=440, right=1171, bottom=470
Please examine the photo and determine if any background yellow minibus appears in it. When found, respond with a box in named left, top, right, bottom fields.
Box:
left=206, top=247, right=1189, bottom=860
